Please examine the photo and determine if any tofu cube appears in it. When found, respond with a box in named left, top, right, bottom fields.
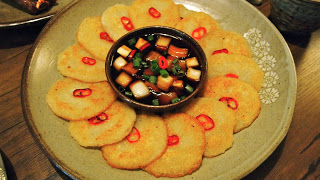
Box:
left=186, top=68, right=201, bottom=82
left=157, top=75, right=174, bottom=92
left=172, top=80, right=184, bottom=90
left=155, top=36, right=172, bottom=51
left=115, top=72, right=132, bottom=88
left=186, top=57, right=199, bottom=68
left=117, top=45, right=132, bottom=58
left=122, top=62, right=139, bottom=76
left=129, top=80, right=151, bottom=99
left=135, top=38, right=148, bottom=49
left=113, top=56, right=128, bottom=71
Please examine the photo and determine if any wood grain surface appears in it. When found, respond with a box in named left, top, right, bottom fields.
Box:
left=0, top=0, right=319, bottom=179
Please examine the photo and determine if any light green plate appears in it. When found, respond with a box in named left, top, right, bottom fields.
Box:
left=22, top=0, right=297, bottom=179
left=0, top=0, right=73, bottom=28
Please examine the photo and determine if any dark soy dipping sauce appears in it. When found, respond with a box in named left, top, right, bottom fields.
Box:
left=110, top=33, right=202, bottom=105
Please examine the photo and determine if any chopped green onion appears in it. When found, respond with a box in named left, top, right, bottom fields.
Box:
left=147, top=35, right=154, bottom=41
left=125, top=91, right=133, bottom=96
left=171, top=97, right=180, bottom=104
left=118, top=86, right=125, bottom=92
left=172, top=58, right=179, bottom=64
left=174, top=63, right=181, bottom=70
left=177, top=70, right=185, bottom=77
left=142, top=74, right=150, bottom=79
left=172, top=67, right=177, bottom=75
left=152, top=99, right=159, bottom=106
left=134, top=52, right=143, bottom=58
left=180, top=96, right=186, bottom=100
left=134, top=57, right=142, bottom=62
left=149, top=75, right=157, bottom=84
left=159, top=69, right=169, bottom=78
left=185, top=84, right=194, bottom=94
left=151, top=63, right=160, bottom=74
left=128, top=38, right=136, bottom=46
left=150, top=60, right=158, bottom=65
left=132, top=59, right=141, bottom=69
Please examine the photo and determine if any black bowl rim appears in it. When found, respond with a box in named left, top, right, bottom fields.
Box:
left=105, top=26, right=207, bottom=112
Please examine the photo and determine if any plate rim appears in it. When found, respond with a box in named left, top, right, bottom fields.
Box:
left=21, top=0, right=82, bottom=178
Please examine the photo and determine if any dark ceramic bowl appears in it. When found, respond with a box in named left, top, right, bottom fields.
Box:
left=105, top=26, right=207, bottom=112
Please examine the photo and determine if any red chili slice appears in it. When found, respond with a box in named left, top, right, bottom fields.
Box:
left=225, top=73, right=239, bottom=79
left=128, top=50, right=137, bottom=61
left=158, top=56, right=168, bottom=69
left=139, top=43, right=151, bottom=52
left=73, top=88, right=92, bottom=98
left=212, top=48, right=229, bottom=55
left=121, top=16, right=134, bottom=31
left=82, top=57, right=96, bottom=65
left=100, top=32, right=114, bottom=43
left=149, top=7, right=161, bottom=18
left=88, top=113, right=108, bottom=125
left=219, top=97, right=238, bottom=110
left=126, top=127, right=140, bottom=143
left=192, top=27, right=207, bottom=40
left=167, top=135, right=179, bottom=146
left=196, top=114, right=215, bottom=131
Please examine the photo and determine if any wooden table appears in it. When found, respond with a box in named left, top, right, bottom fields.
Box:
left=0, top=0, right=319, bottom=179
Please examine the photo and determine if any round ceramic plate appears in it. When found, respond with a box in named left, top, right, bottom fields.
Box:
left=22, top=0, right=297, bottom=179
left=0, top=0, right=73, bottom=28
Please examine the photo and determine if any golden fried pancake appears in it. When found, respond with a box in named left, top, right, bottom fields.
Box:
left=57, top=43, right=107, bottom=83
left=180, top=97, right=236, bottom=157
left=199, top=30, right=253, bottom=58
left=101, top=112, right=167, bottom=169
left=201, top=76, right=261, bottom=133
left=177, top=4, right=194, bottom=19
left=175, top=11, right=221, bottom=41
left=76, top=16, right=113, bottom=61
left=207, top=53, right=264, bottom=91
left=68, top=101, right=136, bottom=147
left=101, top=4, right=133, bottom=41
left=128, top=0, right=181, bottom=28
left=143, top=113, right=205, bottom=178
left=46, top=78, right=117, bottom=121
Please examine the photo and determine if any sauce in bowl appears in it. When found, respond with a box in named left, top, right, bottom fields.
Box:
left=106, top=26, right=207, bottom=111
left=111, top=33, right=202, bottom=105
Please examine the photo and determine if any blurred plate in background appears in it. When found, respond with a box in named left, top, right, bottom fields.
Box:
left=0, top=0, right=74, bottom=28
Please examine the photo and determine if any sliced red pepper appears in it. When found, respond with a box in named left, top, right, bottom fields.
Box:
left=225, top=73, right=239, bottom=79
left=149, top=7, right=161, bottom=18
left=88, top=113, right=108, bottom=125
left=73, top=88, right=92, bottom=98
left=219, top=97, right=238, bottom=110
left=212, top=48, right=229, bottom=55
left=167, top=135, right=179, bottom=146
left=196, top=114, right=215, bottom=131
left=192, top=27, right=207, bottom=40
left=81, top=57, right=96, bottom=65
left=127, top=50, right=137, bottom=61
left=99, top=32, right=114, bottom=43
left=126, top=127, right=140, bottom=143
left=158, top=56, right=168, bottom=69
left=139, top=43, right=151, bottom=52
left=121, top=16, right=134, bottom=31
